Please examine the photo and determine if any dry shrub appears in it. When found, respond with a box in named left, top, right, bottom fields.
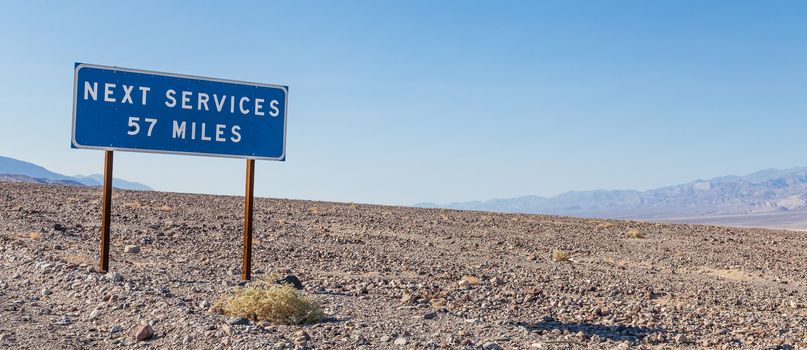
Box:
left=308, top=207, right=319, bottom=215
left=157, top=205, right=173, bottom=212
left=552, top=250, right=569, bottom=262
left=29, top=231, right=42, bottom=240
left=595, top=221, right=614, bottom=229
left=431, top=298, right=447, bottom=309
left=219, top=277, right=323, bottom=325
left=626, top=228, right=644, bottom=238
left=461, top=275, right=481, bottom=285
left=349, top=203, right=359, bottom=209
left=126, top=201, right=143, bottom=209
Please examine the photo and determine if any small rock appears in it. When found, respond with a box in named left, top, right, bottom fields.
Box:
left=134, top=324, right=154, bottom=341
left=423, top=311, right=437, bottom=320
left=294, top=330, right=311, bottom=344
left=54, top=315, right=71, bottom=326
left=107, top=272, right=123, bottom=282
left=490, top=277, right=505, bottom=286
left=53, top=224, right=67, bottom=232
left=400, top=294, right=413, bottom=304
left=393, top=337, right=407, bottom=345
left=675, top=334, right=689, bottom=344
left=209, top=305, right=224, bottom=314
left=39, top=263, right=53, bottom=272
left=89, top=308, right=101, bottom=320
left=458, top=279, right=471, bottom=289
left=123, top=245, right=140, bottom=254
left=226, top=317, right=249, bottom=326
left=274, top=275, right=303, bottom=290
left=109, top=325, right=123, bottom=333
left=380, top=335, right=391, bottom=342
left=482, top=342, right=502, bottom=350
left=41, top=288, right=51, bottom=296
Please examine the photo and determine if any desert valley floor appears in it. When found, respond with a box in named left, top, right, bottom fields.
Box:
left=0, top=182, right=805, bottom=349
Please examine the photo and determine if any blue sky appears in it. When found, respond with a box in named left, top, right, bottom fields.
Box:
left=1, top=1, right=806, bottom=205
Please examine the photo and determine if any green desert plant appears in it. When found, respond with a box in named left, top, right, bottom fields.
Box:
left=219, top=275, right=323, bottom=325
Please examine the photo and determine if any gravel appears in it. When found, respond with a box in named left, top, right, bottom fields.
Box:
left=0, top=181, right=805, bottom=349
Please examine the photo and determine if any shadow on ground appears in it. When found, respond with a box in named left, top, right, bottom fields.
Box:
left=516, top=317, right=666, bottom=343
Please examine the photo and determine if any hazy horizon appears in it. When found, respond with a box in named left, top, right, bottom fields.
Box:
left=5, top=153, right=807, bottom=209
left=2, top=1, right=807, bottom=206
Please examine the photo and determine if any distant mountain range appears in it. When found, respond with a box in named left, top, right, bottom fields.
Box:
left=418, top=168, right=807, bottom=230
left=0, top=155, right=152, bottom=191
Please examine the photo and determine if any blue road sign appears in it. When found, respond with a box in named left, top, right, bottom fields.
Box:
left=72, top=63, right=287, bottom=160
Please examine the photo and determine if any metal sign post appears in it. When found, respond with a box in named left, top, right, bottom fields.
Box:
left=99, top=150, right=113, bottom=273
left=72, top=63, right=288, bottom=280
left=242, top=159, right=255, bottom=280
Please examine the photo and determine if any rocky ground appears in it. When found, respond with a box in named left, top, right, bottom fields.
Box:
left=0, top=182, right=805, bottom=349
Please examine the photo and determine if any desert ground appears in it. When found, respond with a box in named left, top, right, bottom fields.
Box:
left=0, top=182, right=805, bottom=349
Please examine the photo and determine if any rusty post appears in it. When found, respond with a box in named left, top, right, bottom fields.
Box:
left=242, top=159, right=255, bottom=280
left=99, top=150, right=113, bottom=273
